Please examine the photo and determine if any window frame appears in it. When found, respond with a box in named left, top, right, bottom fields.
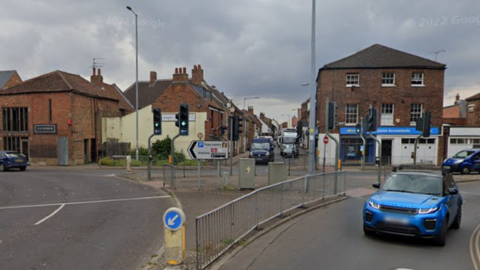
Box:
left=381, top=103, right=394, bottom=126
left=411, top=72, right=424, bottom=87
left=410, top=103, right=423, bottom=125
left=345, top=104, right=358, bottom=125
left=346, top=73, right=360, bottom=87
left=382, top=72, right=395, bottom=87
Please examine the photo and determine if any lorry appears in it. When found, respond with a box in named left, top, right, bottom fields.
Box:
left=278, top=128, right=299, bottom=158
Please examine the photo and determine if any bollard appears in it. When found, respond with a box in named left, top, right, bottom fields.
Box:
left=163, top=207, right=186, bottom=270
left=126, top=155, right=132, bottom=173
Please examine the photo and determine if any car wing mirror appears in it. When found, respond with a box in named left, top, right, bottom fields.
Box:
left=448, top=188, right=458, bottom=195
left=372, top=183, right=380, bottom=189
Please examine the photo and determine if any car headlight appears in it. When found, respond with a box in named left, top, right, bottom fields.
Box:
left=368, top=200, right=380, bottom=209
left=418, top=207, right=438, bottom=214
left=249, top=152, right=253, bottom=157
left=266, top=152, right=270, bottom=156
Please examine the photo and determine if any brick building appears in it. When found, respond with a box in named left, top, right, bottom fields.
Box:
left=0, top=70, right=22, bottom=89
left=316, top=44, right=446, bottom=166
left=0, top=70, right=126, bottom=165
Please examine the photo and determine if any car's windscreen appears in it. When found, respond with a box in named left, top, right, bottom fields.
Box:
left=382, top=174, right=442, bottom=196
left=251, top=143, right=270, bottom=150
left=453, top=150, right=476, bottom=158
left=5, top=152, right=25, bottom=158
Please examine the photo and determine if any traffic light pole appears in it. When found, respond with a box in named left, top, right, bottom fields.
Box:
left=147, top=134, right=155, bottom=181
left=325, top=98, right=340, bottom=194
left=171, top=134, right=180, bottom=188
left=359, top=117, right=366, bottom=170
left=229, top=115, right=234, bottom=176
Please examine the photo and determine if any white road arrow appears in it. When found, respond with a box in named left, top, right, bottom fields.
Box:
left=168, top=214, right=179, bottom=226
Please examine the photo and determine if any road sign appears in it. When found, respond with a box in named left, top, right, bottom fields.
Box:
left=187, top=141, right=229, bottom=160
left=163, top=207, right=185, bottom=231
left=323, top=136, right=329, bottom=144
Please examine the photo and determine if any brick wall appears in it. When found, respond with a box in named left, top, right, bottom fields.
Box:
left=316, top=68, right=445, bottom=133
left=466, top=99, right=480, bottom=126
left=4, top=72, right=22, bottom=88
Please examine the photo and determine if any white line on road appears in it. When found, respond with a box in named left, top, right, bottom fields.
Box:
left=0, top=195, right=170, bottom=211
left=34, top=204, right=65, bottom=225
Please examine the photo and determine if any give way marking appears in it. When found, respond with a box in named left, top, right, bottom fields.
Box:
left=0, top=195, right=170, bottom=225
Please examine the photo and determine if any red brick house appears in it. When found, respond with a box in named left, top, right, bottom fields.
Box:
left=0, top=70, right=125, bottom=165
left=316, top=44, right=446, bottom=165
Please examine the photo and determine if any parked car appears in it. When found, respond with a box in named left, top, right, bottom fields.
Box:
left=363, top=171, right=462, bottom=246
left=249, top=138, right=275, bottom=165
left=442, top=148, right=480, bottom=174
left=0, top=151, right=29, bottom=171
left=280, top=143, right=298, bottom=158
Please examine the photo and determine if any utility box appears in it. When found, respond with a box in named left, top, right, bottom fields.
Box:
left=238, top=158, right=255, bottom=189
left=268, top=162, right=287, bottom=185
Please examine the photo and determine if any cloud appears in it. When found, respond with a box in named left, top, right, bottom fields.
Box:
left=0, top=0, right=479, bottom=123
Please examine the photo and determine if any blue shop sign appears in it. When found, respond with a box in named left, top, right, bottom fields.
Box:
left=340, top=126, right=439, bottom=135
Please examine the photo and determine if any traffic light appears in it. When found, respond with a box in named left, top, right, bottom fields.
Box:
left=220, top=125, right=227, bottom=136
left=179, top=104, right=189, bottom=136
left=422, top=112, right=431, bottom=137
left=327, top=101, right=337, bottom=130
left=415, top=117, right=423, bottom=132
left=367, top=108, right=378, bottom=131
left=233, top=115, right=243, bottom=141
left=355, top=123, right=361, bottom=134
left=153, top=108, right=162, bottom=135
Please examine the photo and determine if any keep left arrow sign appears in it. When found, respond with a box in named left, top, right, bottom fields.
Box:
left=188, top=141, right=197, bottom=159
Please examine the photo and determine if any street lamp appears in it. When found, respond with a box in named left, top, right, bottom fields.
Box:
left=243, top=96, right=260, bottom=110
left=308, top=0, right=317, bottom=175
left=126, top=5, right=139, bottom=161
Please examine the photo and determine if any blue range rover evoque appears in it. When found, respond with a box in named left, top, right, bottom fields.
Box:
left=363, top=171, right=462, bottom=246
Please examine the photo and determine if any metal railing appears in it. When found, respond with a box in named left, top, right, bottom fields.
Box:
left=195, top=171, right=346, bottom=269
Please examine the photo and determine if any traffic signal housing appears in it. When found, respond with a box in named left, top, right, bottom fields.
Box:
left=367, top=108, right=378, bottom=131
left=179, top=104, right=189, bottom=136
left=422, top=112, right=431, bottom=137
left=153, top=108, right=162, bottom=135
left=233, top=115, right=243, bottom=141
left=327, top=102, right=337, bottom=130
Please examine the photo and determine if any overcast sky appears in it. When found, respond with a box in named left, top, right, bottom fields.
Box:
left=1, top=0, right=479, bottom=123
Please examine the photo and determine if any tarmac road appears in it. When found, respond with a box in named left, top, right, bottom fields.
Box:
left=0, top=167, right=173, bottom=270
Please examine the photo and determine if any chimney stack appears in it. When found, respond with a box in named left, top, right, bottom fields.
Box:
left=192, top=64, right=204, bottom=86
left=90, top=67, right=103, bottom=83
left=173, top=67, right=188, bottom=82
left=248, top=106, right=254, bottom=114
left=150, top=71, right=157, bottom=85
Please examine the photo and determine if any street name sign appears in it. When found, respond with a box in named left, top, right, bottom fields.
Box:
left=187, top=141, right=229, bottom=160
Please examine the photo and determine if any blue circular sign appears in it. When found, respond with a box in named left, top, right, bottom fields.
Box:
left=163, top=207, right=185, bottom=231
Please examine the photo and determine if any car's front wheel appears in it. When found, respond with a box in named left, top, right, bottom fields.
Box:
left=451, top=206, right=461, bottom=229
left=461, top=166, right=471, bottom=174
left=434, top=218, right=448, bottom=246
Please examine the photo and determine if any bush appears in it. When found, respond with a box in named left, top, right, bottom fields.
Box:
left=128, top=147, right=149, bottom=157
left=99, top=157, right=115, bottom=166
left=152, top=136, right=172, bottom=159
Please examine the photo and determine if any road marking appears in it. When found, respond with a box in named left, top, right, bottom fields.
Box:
left=35, top=204, right=65, bottom=225
left=0, top=195, right=170, bottom=211
left=470, top=222, right=480, bottom=270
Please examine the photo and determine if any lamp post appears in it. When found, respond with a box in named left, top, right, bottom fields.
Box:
left=243, top=96, right=260, bottom=110
left=126, top=6, right=139, bottom=161
left=307, top=0, right=317, bottom=175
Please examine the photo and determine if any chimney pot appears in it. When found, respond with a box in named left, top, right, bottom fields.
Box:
left=194, top=65, right=197, bottom=70
left=98, top=68, right=101, bottom=76
left=183, top=67, right=186, bottom=74
left=456, top=93, right=460, bottom=101
left=92, top=68, right=96, bottom=76
left=175, top=68, right=178, bottom=74
left=198, top=64, right=202, bottom=69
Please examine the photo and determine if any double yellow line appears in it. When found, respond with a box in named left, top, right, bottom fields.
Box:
left=470, top=223, right=480, bottom=270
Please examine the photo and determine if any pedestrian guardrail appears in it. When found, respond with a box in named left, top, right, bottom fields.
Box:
left=195, top=171, right=346, bottom=270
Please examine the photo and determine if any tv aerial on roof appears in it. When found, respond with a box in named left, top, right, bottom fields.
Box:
left=92, top=58, right=106, bottom=69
